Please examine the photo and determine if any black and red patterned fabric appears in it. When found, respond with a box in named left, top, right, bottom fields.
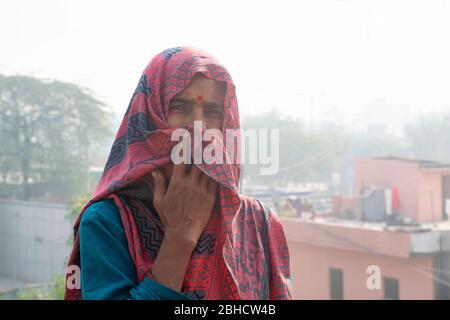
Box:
left=65, top=46, right=293, bottom=300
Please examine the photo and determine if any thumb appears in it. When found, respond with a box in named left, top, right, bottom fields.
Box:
left=152, top=170, right=166, bottom=205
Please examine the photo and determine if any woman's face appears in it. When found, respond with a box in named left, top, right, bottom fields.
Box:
left=161, top=73, right=226, bottom=179
left=167, top=72, right=226, bottom=131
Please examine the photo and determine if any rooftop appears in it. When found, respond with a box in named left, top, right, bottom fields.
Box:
left=293, top=215, right=450, bottom=233
left=372, top=156, right=450, bottom=170
left=282, top=216, right=450, bottom=258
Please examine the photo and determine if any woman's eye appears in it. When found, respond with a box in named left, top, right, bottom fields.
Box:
left=170, top=105, right=185, bottom=111
left=207, top=109, right=223, bottom=117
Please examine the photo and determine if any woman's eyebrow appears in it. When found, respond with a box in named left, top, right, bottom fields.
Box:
left=170, top=97, right=195, bottom=104
left=204, top=102, right=223, bottom=110
left=170, top=97, right=223, bottom=110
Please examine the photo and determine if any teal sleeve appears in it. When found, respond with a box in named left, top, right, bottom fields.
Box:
left=79, top=199, right=192, bottom=300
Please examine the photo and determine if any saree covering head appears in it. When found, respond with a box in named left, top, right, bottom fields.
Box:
left=65, top=46, right=292, bottom=300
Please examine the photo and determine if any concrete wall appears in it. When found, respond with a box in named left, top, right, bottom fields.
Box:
left=0, top=199, right=72, bottom=285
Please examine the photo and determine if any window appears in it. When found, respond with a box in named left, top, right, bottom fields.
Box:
left=384, top=277, right=399, bottom=300
left=329, top=268, right=343, bottom=300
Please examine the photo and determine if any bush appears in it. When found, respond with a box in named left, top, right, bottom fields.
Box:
left=16, top=273, right=66, bottom=300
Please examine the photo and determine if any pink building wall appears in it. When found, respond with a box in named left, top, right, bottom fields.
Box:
left=287, top=240, right=434, bottom=300
left=418, top=171, right=444, bottom=222
left=353, top=158, right=450, bottom=223
left=282, top=217, right=412, bottom=258
left=281, top=214, right=438, bottom=299
left=353, top=158, right=420, bottom=221
left=280, top=158, right=450, bottom=299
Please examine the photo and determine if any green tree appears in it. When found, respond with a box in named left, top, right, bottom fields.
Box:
left=0, top=75, right=113, bottom=201
left=404, top=113, right=450, bottom=163
left=16, top=273, right=66, bottom=300
left=241, top=110, right=409, bottom=189
left=241, top=110, right=341, bottom=186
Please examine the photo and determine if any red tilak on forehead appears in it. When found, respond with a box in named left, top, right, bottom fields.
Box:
left=196, top=95, right=203, bottom=101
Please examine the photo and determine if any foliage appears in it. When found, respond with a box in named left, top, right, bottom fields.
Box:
left=65, top=192, right=92, bottom=247
left=404, top=113, right=450, bottom=163
left=241, top=110, right=413, bottom=189
left=241, top=110, right=342, bottom=186
left=66, top=192, right=92, bottom=224
left=16, top=273, right=66, bottom=300
left=0, top=74, right=113, bottom=201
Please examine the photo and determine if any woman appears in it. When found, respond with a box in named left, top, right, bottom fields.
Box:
left=65, top=46, right=293, bottom=300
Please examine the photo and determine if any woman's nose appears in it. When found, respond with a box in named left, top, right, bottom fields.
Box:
left=192, top=105, right=206, bottom=129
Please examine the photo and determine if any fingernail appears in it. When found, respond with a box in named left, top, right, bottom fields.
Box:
left=151, top=171, right=156, bottom=178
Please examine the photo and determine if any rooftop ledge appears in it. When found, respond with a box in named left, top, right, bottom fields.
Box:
left=281, top=217, right=450, bottom=258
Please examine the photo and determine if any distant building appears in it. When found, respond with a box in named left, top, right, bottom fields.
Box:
left=283, top=156, right=450, bottom=299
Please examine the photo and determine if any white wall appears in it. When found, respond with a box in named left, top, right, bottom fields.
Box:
left=0, top=199, right=72, bottom=285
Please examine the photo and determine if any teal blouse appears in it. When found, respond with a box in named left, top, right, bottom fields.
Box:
left=79, top=199, right=192, bottom=300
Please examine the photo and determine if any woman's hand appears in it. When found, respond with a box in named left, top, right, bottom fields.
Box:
left=149, top=163, right=218, bottom=291
left=152, top=163, right=218, bottom=246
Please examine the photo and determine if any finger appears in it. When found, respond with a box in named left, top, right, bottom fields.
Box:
left=171, top=162, right=186, bottom=183
left=199, top=172, right=210, bottom=191
left=189, top=165, right=202, bottom=183
left=152, top=170, right=167, bottom=204
left=207, top=177, right=218, bottom=196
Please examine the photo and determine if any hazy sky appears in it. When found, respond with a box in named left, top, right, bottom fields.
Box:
left=2, top=0, right=450, bottom=135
